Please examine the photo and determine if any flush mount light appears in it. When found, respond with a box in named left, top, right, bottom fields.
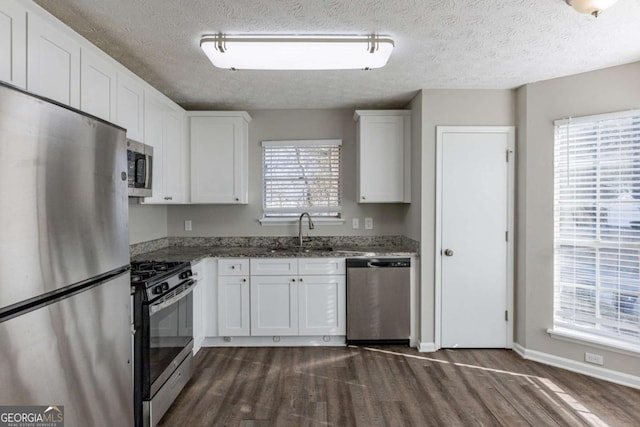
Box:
left=200, top=34, right=394, bottom=70
left=565, top=0, right=619, bottom=17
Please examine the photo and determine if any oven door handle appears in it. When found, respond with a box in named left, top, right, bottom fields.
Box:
left=149, top=280, right=195, bottom=314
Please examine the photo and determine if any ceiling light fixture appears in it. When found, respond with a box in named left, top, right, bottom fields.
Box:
left=565, top=0, right=619, bottom=17
left=200, top=34, right=394, bottom=70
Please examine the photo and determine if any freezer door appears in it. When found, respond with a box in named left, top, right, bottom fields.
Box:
left=0, top=83, right=129, bottom=309
left=0, top=273, right=134, bottom=426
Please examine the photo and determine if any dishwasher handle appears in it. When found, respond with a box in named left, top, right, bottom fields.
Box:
left=346, top=258, right=411, bottom=268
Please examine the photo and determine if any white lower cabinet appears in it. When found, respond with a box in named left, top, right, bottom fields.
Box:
left=298, top=275, right=346, bottom=336
left=218, top=274, right=250, bottom=336
left=212, top=257, right=346, bottom=342
left=217, top=259, right=250, bottom=336
left=191, top=260, right=205, bottom=355
left=250, top=258, right=345, bottom=338
left=250, top=275, right=299, bottom=336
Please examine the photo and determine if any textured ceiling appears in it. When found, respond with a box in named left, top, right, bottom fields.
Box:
left=34, top=0, right=640, bottom=110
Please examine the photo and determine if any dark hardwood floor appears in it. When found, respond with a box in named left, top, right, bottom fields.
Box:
left=159, top=346, right=640, bottom=426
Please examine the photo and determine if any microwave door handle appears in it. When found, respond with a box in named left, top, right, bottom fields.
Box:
left=145, top=155, right=152, bottom=189
left=149, top=280, right=195, bottom=314
left=135, top=158, right=145, bottom=185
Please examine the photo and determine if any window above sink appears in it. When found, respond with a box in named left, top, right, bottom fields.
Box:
left=261, top=139, right=342, bottom=222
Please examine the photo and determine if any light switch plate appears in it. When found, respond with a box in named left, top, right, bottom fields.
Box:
left=184, top=220, right=192, bottom=231
left=352, top=218, right=359, bottom=229
left=364, top=217, right=373, bottom=230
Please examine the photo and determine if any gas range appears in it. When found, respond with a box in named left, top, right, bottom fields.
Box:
left=131, top=260, right=195, bottom=426
left=130, top=261, right=193, bottom=300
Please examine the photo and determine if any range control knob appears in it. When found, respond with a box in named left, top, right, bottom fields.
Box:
left=161, top=282, right=170, bottom=291
left=179, top=270, right=193, bottom=280
left=152, top=286, right=163, bottom=295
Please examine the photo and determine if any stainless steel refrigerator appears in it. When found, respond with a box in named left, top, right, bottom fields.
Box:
left=0, top=83, right=133, bottom=425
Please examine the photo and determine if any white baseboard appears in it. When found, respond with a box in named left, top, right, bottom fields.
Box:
left=513, top=342, right=640, bottom=390
left=418, top=342, right=437, bottom=352
left=202, top=335, right=346, bottom=347
left=513, top=342, right=526, bottom=358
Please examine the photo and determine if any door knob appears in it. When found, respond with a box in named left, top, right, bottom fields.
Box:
left=444, top=249, right=454, bottom=257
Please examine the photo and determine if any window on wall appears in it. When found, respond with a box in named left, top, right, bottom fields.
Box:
left=262, top=139, right=342, bottom=218
left=553, top=110, right=640, bottom=347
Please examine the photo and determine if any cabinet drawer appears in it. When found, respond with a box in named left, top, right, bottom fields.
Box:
left=218, top=259, right=250, bottom=276
left=298, top=258, right=346, bottom=275
left=250, top=258, right=298, bottom=276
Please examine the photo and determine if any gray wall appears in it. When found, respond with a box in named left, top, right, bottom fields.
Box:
left=129, top=201, right=167, bottom=244
left=419, top=89, right=517, bottom=345
left=167, top=109, right=409, bottom=237
left=517, top=61, right=640, bottom=376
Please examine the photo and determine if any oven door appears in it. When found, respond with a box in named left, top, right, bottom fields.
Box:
left=143, top=280, right=194, bottom=398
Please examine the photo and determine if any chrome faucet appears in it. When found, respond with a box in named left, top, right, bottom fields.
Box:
left=298, top=212, right=315, bottom=248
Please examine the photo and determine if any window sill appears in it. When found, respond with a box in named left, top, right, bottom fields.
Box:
left=547, top=327, right=640, bottom=358
left=259, top=217, right=345, bottom=226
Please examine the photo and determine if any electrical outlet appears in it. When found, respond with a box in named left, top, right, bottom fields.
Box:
left=364, top=217, right=373, bottom=230
left=184, top=220, right=192, bottom=231
left=352, top=218, right=359, bottom=229
left=585, top=352, right=603, bottom=365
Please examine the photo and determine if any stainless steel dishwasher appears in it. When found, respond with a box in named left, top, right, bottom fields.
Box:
left=346, top=258, right=411, bottom=345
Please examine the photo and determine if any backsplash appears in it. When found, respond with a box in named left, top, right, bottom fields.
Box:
left=130, top=235, right=419, bottom=257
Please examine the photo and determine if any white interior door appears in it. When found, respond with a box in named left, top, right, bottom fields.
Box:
left=437, top=126, right=514, bottom=348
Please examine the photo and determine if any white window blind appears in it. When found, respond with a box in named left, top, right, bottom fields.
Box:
left=262, top=139, right=342, bottom=217
left=554, top=110, right=640, bottom=345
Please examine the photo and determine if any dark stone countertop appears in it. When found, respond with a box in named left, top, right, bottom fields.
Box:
left=132, top=245, right=418, bottom=264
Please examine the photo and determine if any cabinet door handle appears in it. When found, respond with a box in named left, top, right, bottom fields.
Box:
left=361, top=196, right=366, bottom=200
left=291, top=278, right=296, bottom=282
left=231, top=265, right=235, bottom=269
left=235, top=197, right=239, bottom=201
left=299, top=278, right=303, bottom=282
left=164, top=196, right=173, bottom=201
left=242, top=278, right=247, bottom=282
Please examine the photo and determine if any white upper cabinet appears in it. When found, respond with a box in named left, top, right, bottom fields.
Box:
left=163, top=107, right=185, bottom=202
left=354, top=110, right=411, bottom=203
left=142, top=92, right=186, bottom=204
left=80, top=48, right=117, bottom=122
left=189, top=112, right=251, bottom=204
left=0, top=0, right=26, bottom=88
left=27, top=12, right=80, bottom=107
left=116, top=72, right=144, bottom=142
left=142, top=93, right=164, bottom=202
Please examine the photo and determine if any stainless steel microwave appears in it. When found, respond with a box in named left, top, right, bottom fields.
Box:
left=127, top=139, right=153, bottom=197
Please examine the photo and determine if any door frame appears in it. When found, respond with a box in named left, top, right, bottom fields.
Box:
left=434, top=126, right=515, bottom=349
